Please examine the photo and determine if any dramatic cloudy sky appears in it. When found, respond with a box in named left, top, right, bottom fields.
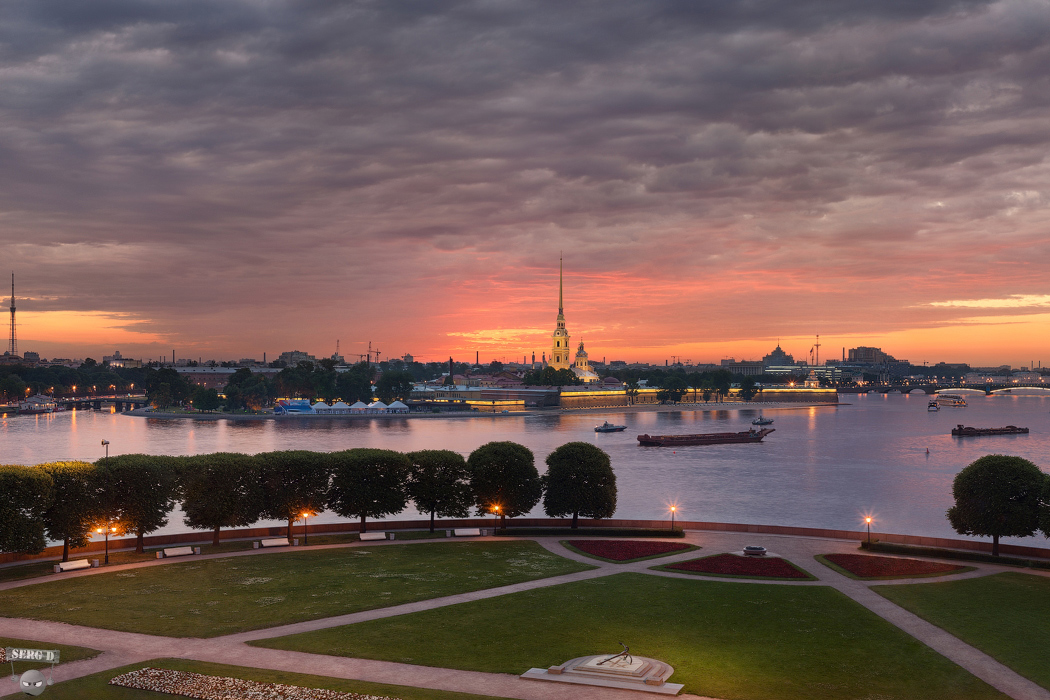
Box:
left=3, top=0, right=1049, bottom=366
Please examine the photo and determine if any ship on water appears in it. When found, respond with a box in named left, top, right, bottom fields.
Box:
left=18, top=394, right=57, bottom=415
left=637, top=428, right=774, bottom=447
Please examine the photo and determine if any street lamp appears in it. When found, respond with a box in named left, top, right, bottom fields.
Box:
left=864, top=516, right=873, bottom=545
left=492, top=504, right=501, bottom=534
left=101, top=440, right=109, bottom=459
left=670, top=505, right=677, bottom=532
left=96, top=524, right=117, bottom=564
left=302, top=511, right=311, bottom=545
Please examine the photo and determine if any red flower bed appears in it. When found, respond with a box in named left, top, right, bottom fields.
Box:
left=567, top=539, right=692, bottom=561
left=823, top=553, right=968, bottom=578
left=665, top=553, right=810, bottom=579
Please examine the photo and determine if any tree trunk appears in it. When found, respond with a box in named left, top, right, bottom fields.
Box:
left=571, top=512, right=578, bottom=529
left=136, top=530, right=145, bottom=554
left=500, top=513, right=506, bottom=530
left=287, top=517, right=294, bottom=543
left=429, top=510, right=436, bottom=533
left=213, top=526, right=221, bottom=547
left=62, top=538, right=69, bottom=563
left=360, top=515, right=367, bottom=533
left=992, top=534, right=999, bottom=557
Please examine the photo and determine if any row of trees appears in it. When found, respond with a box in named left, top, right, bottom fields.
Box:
left=947, top=454, right=1050, bottom=556
left=0, top=442, right=616, bottom=560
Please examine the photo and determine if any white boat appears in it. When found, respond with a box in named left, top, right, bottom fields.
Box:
left=19, top=394, right=57, bottom=414
left=594, top=421, right=627, bottom=433
left=752, top=416, right=774, bottom=425
left=937, top=394, right=967, bottom=407
left=927, top=400, right=939, bottom=411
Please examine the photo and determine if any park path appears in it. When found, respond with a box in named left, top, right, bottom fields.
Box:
left=1, top=531, right=1047, bottom=700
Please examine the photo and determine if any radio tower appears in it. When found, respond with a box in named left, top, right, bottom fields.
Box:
left=7, top=273, right=15, bottom=357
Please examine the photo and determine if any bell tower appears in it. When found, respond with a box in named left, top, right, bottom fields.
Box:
left=550, top=256, right=571, bottom=370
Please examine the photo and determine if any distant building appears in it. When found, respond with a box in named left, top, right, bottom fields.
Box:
left=572, top=341, right=600, bottom=383
left=848, top=346, right=896, bottom=364
left=22, top=351, right=40, bottom=363
left=277, top=350, right=317, bottom=366
left=720, top=359, right=764, bottom=376
left=762, top=344, right=794, bottom=367
left=550, top=257, right=572, bottom=370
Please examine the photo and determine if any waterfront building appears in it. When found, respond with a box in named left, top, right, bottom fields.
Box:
left=572, top=341, right=600, bottom=383
left=762, top=344, right=795, bottom=367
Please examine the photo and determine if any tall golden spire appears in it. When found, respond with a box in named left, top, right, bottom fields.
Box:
left=558, top=253, right=563, bottom=315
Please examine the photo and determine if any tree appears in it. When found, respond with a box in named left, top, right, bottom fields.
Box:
left=328, top=449, right=410, bottom=533
left=467, top=441, right=542, bottom=528
left=946, top=454, right=1047, bottom=556
left=542, top=442, right=616, bottom=528
left=1041, top=476, right=1050, bottom=539
left=739, top=376, right=758, bottom=402
left=181, top=453, right=265, bottom=546
left=375, top=370, right=414, bottom=403
left=224, top=369, right=275, bottom=411
left=625, top=380, right=640, bottom=406
left=95, top=454, right=179, bottom=553
left=259, top=450, right=330, bottom=543
left=407, top=450, right=474, bottom=532
left=0, top=465, right=52, bottom=554
left=192, top=386, right=221, bottom=412
left=39, top=461, right=98, bottom=562
left=687, top=372, right=704, bottom=403
left=336, top=362, right=374, bottom=404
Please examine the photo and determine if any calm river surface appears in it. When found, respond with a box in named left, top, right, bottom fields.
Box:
left=3, top=393, right=1049, bottom=545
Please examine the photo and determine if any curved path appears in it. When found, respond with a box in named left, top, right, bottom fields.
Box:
left=1, top=530, right=1047, bottom=700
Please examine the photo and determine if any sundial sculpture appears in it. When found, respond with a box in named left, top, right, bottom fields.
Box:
left=521, top=641, right=682, bottom=694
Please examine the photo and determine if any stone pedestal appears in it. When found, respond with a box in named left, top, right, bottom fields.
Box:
left=522, top=654, right=683, bottom=694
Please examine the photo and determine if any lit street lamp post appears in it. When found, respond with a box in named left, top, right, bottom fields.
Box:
left=865, top=516, right=872, bottom=545
left=101, top=440, right=109, bottom=459
left=492, top=504, right=500, bottom=534
left=96, top=525, right=117, bottom=564
left=670, top=505, right=676, bottom=531
left=302, top=511, right=311, bottom=546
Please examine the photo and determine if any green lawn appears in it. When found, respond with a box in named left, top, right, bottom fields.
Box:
left=37, top=658, right=513, bottom=700
left=0, top=636, right=101, bottom=674
left=254, top=572, right=1005, bottom=700
left=0, top=541, right=592, bottom=638
left=876, top=572, right=1050, bottom=690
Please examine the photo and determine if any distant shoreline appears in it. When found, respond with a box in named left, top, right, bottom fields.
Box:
left=124, top=401, right=841, bottom=421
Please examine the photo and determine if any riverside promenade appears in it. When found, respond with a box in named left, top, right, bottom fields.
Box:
left=1, top=527, right=1048, bottom=700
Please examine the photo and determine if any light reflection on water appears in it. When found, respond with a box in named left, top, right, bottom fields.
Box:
left=2, top=394, right=1049, bottom=545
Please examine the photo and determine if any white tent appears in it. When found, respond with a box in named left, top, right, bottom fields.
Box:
left=387, top=400, right=409, bottom=413
left=350, top=401, right=368, bottom=412
left=367, top=400, right=388, bottom=413
left=331, top=401, right=351, bottom=414
left=312, top=401, right=331, bottom=413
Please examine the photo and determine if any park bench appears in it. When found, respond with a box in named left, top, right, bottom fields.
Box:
left=53, top=559, right=93, bottom=573
left=454, top=528, right=482, bottom=537
left=257, top=538, right=291, bottom=548
left=358, top=532, right=387, bottom=541
left=156, top=546, right=198, bottom=559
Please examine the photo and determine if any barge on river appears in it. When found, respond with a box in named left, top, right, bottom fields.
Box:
left=951, top=424, right=1029, bottom=437
left=637, top=427, right=774, bottom=446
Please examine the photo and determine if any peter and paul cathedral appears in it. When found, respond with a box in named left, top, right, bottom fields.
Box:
left=548, top=257, right=599, bottom=383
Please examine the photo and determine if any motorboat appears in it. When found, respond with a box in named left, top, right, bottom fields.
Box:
left=752, top=416, right=774, bottom=425
left=595, top=421, right=627, bottom=433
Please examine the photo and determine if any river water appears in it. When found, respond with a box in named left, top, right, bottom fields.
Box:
left=3, top=393, right=1049, bottom=545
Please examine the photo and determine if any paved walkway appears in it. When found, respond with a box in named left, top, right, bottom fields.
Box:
left=1, top=531, right=1047, bottom=700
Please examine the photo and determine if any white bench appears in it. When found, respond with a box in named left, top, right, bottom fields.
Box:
left=53, top=559, right=93, bottom=573
left=258, top=538, right=291, bottom=548
left=454, top=528, right=482, bottom=537
left=156, top=546, right=197, bottom=559
left=359, top=532, right=387, bottom=541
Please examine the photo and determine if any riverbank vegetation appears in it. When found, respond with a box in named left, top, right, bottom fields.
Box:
left=0, top=442, right=617, bottom=559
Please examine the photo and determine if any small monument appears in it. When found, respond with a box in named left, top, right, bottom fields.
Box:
left=521, top=642, right=683, bottom=694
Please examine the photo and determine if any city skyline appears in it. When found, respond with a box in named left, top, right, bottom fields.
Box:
left=2, top=2, right=1049, bottom=366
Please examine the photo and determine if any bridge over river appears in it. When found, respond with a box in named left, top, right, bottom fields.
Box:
left=858, top=383, right=1050, bottom=396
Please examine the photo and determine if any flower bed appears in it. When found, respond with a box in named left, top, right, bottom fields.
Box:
left=110, top=668, right=396, bottom=700
left=565, top=539, right=694, bottom=562
left=821, top=553, right=970, bottom=579
left=661, top=553, right=813, bottom=579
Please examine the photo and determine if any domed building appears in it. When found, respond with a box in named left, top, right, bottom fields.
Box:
left=572, top=340, right=600, bottom=384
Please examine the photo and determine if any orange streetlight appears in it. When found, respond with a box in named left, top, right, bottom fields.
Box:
left=670, top=505, right=677, bottom=532
left=96, top=524, right=117, bottom=564
left=864, top=516, right=873, bottom=545
left=302, top=511, right=312, bottom=545
left=492, top=504, right=501, bottom=533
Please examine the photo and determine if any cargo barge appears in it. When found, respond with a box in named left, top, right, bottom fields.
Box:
left=637, top=427, right=774, bottom=446
left=951, top=424, right=1029, bottom=437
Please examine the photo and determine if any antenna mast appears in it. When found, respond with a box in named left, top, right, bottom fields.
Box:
left=8, top=273, right=16, bottom=357
left=815, top=334, right=821, bottom=366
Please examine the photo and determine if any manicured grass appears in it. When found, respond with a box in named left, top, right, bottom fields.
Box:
left=37, top=658, right=513, bottom=700
left=815, top=554, right=974, bottom=580
left=653, top=553, right=816, bottom=580
left=0, top=541, right=255, bottom=584
left=877, top=572, right=1050, bottom=690
left=560, top=539, right=698, bottom=563
left=255, top=572, right=1004, bottom=700
left=0, top=636, right=101, bottom=673
left=0, top=541, right=593, bottom=638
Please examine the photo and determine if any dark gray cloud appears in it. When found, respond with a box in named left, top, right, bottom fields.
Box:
left=1, top=0, right=1048, bottom=362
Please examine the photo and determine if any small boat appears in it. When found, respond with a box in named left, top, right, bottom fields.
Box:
left=927, top=400, right=939, bottom=412
left=937, top=394, right=967, bottom=407
left=594, top=421, right=627, bottom=433
left=951, top=424, right=1029, bottom=437
left=637, top=428, right=774, bottom=446
left=752, top=416, right=774, bottom=425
